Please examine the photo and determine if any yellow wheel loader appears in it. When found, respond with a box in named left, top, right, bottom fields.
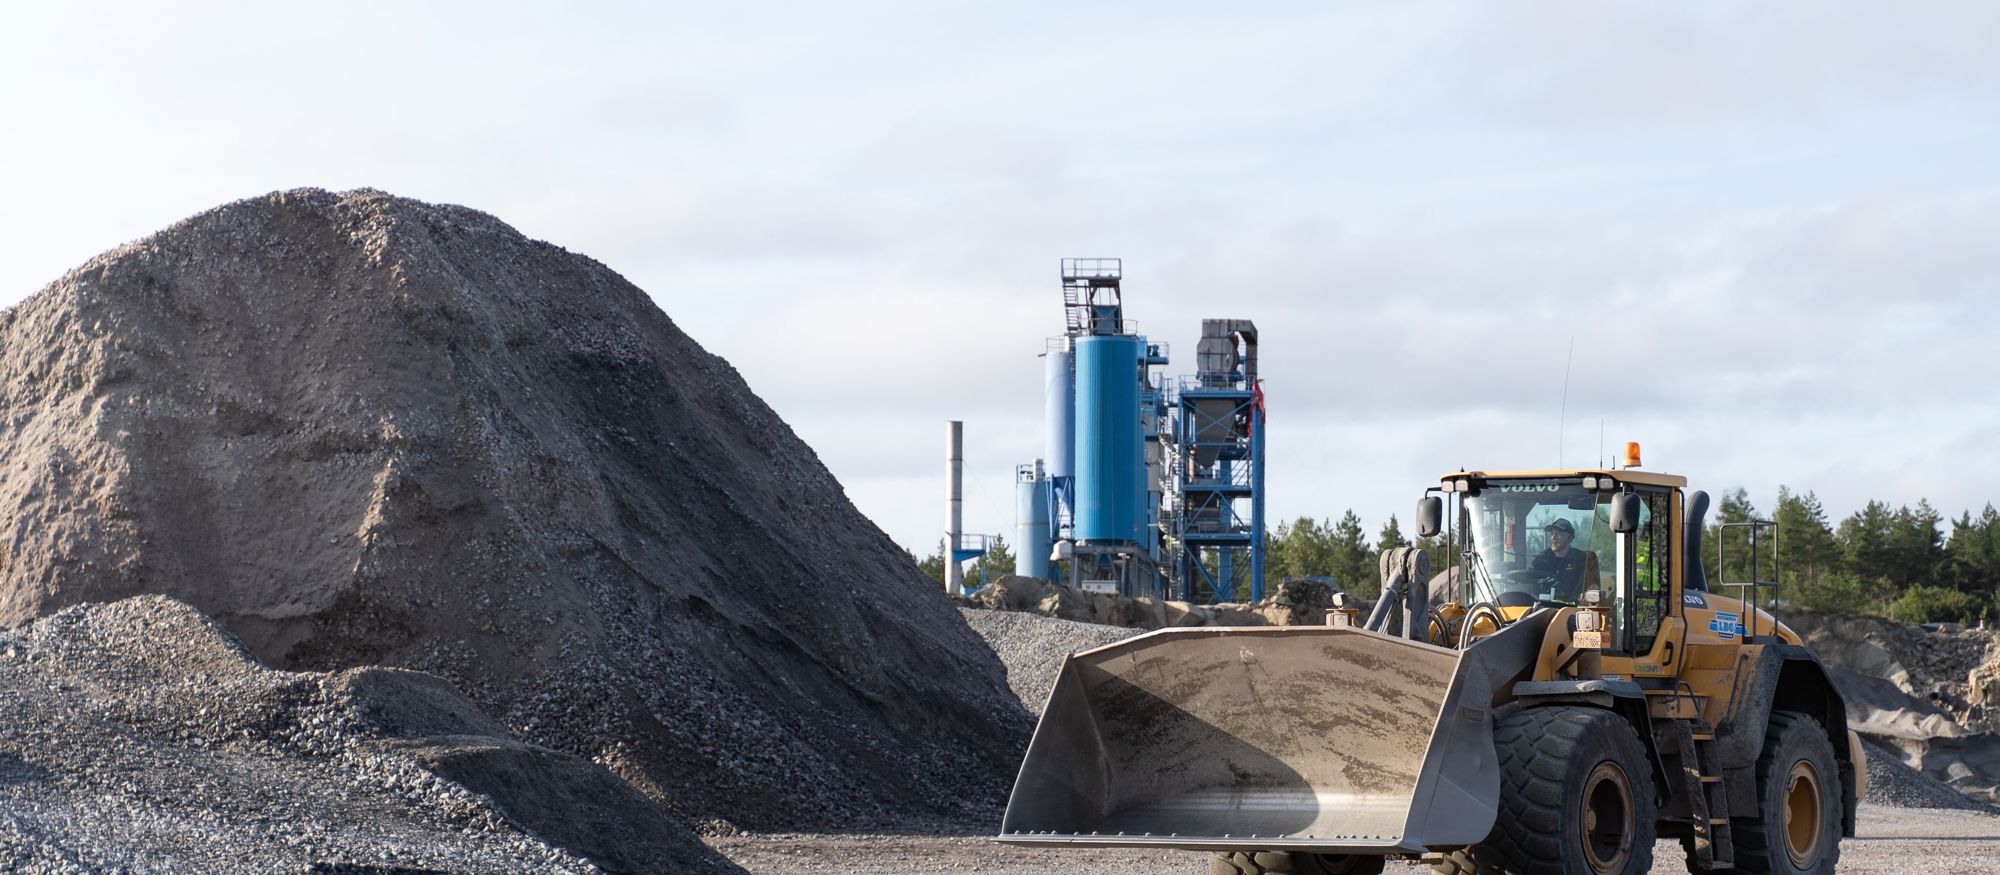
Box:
left=998, top=460, right=1864, bottom=875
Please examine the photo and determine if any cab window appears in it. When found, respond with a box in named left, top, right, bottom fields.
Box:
left=1630, top=489, right=1672, bottom=654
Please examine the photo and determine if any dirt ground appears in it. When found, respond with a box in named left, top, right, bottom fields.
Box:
left=707, top=804, right=2000, bottom=874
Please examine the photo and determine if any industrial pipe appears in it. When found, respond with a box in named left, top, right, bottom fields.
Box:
left=946, top=420, right=964, bottom=596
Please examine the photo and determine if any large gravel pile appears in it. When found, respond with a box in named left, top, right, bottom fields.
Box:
left=0, top=595, right=741, bottom=873
left=0, top=188, right=1028, bottom=832
left=959, top=607, right=1143, bottom=712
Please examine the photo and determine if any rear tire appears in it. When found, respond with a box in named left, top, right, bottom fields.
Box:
left=1209, top=851, right=1387, bottom=875
left=1724, top=711, right=1842, bottom=874
left=1467, top=706, right=1657, bottom=875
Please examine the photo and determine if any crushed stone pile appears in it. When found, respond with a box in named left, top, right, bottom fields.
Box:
left=958, top=607, right=1143, bottom=712
left=962, top=575, right=1338, bottom=629
left=0, top=595, right=741, bottom=873
left=1861, top=740, right=1997, bottom=812
left=1790, top=613, right=1997, bottom=723
left=1788, top=612, right=2000, bottom=806
left=0, top=188, right=1029, bottom=833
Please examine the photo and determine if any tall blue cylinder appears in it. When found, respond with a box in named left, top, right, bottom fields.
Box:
left=1043, top=350, right=1074, bottom=479
left=1015, top=475, right=1052, bottom=579
left=1074, top=335, right=1144, bottom=544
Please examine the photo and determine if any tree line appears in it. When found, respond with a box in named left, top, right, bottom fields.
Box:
left=913, top=537, right=1018, bottom=589
left=1717, top=487, right=2000, bottom=625
left=1266, top=489, right=2000, bottom=625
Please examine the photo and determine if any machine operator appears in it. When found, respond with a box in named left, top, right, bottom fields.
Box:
left=1530, top=518, right=1598, bottom=605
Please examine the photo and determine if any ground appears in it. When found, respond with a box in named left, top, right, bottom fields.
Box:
left=707, top=804, right=2000, bottom=874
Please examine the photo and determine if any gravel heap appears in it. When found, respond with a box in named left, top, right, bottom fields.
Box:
left=1861, top=740, right=1996, bottom=812
left=963, top=575, right=1339, bottom=629
left=1787, top=612, right=2000, bottom=806
left=0, top=189, right=1027, bottom=833
left=958, top=607, right=1142, bottom=712
left=0, top=595, right=742, bottom=873
left=1788, top=612, right=1997, bottom=722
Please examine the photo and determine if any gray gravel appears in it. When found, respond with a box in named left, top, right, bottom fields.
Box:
left=0, top=595, right=736, bottom=873
left=958, top=607, right=1143, bottom=712
left=0, top=188, right=1028, bottom=835
left=1862, top=739, right=1997, bottom=812
left=708, top=805, right=2000, bottom=874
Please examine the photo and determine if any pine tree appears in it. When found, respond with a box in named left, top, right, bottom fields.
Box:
left=1378, top=515, right=1409, bottom=553
left=1705, top=487, right=1760, bottom=586
left=913, top=546, right=946, bottom=586
left=1942, top=505, right=2000, bottom=601
left=1265, top=519, right=1296, bottom=582
left=1329, top=510, right=1375, bottom=598
left=1838, top=501, right=1899, bottom=606
left=1774, top=486, right=1841, bottom=587
left=967, top=535, right=1018, bottom=584
left=1888, top=500, right=1944, bottom=590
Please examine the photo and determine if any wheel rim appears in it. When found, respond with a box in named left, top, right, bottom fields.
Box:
left=1579, top=761, right=1634, bottom=873
left=1783, top=759, right=1824, bottom=868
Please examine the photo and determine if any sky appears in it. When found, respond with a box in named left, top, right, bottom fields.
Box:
left=3, top=2, right=1998, bottom=558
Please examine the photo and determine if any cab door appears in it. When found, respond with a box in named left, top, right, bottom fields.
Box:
left=1605, top=486, right=1682, bottom=678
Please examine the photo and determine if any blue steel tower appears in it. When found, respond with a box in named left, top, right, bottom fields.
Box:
left=1167, top=320, right=1265, bottom=602
left=1043, top=258, right=1169, bottom=597
left=1016, top=259, right=1262, bottom=602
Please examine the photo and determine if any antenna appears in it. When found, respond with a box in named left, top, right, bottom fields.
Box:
left=1598, top=419, right=1605, bottom=469
left=1558, top=336, right=1574, bottom=467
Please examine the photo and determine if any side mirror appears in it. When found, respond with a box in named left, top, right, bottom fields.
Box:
left=1417, top=496, right=1443, bottom=538
left=1610, top=493, right=1640, bottom=533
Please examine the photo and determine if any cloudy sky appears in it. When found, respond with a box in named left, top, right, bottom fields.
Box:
left=3, top=2, right=1997, bottom=556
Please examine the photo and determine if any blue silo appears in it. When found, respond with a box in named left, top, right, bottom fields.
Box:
left=1014, top=463, right=1052, bottom=579
left=1073, top=334, right=1144, bottom=544
left=1043, top=347, right=1074, bottom=536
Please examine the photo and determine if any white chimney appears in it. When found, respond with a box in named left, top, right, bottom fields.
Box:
left=946, top=420, right=964, bottom=596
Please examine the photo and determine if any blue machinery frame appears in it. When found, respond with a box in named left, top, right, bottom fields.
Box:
left=1015, top=260, right=1266, bottom=604
left=1168, top=375, right=1266, bottom=603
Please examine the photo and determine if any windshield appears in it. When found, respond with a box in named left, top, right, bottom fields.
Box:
left=1460, top=479, right=1612, bottom=607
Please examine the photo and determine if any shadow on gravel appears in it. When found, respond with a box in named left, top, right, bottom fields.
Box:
left=0, top=752, right=51, bottom=785
left=339, top=666, right=750, bottom=874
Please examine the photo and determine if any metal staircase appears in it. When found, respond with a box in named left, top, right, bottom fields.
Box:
left=1060, top=258, right=1120, bottom=335
left=1670, top=717, right=1735, bottom=870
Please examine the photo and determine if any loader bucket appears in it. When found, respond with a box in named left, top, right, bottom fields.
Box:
left=998, top=615, right=1550, bottom=854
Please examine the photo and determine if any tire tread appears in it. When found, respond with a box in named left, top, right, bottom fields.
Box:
left=1719, top=710, right=1842, bottom=875
left=1472, top=706, right=1657, bottom=875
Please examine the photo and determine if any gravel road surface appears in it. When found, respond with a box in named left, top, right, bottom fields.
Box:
left=709, top=804, right=2000, bottom=874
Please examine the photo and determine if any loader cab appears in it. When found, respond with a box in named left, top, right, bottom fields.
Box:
left=1434, top=469, right=1683, bottom=666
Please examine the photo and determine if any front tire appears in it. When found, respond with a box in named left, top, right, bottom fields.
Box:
left=1464, top=706, right=1657, bottom=875
left=1210, top=851, right=1386, bottom=875
left=1727, top=711, right=1842, bottom=874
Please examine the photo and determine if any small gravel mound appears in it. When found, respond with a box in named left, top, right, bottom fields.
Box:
left=0, top=595, right=739, bottom=873
left=1863, top=740, right=1996, bottom=812
left=959, top=608, right=1143, bottom=713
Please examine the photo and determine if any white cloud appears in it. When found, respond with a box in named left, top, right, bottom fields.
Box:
left=3, top=1, right=1997, bottom=554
